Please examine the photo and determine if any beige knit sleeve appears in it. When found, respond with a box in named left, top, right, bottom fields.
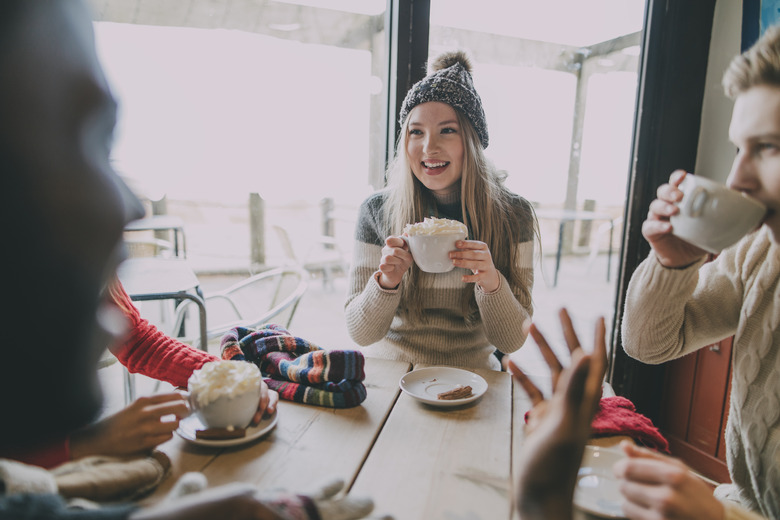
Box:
left=715, top=483, right=769, bottom=520
left=344, top=240, right=402, bottom=346
left=476, top=240, right=534, bottom=354
left=622, top=238, right=752, bottom=364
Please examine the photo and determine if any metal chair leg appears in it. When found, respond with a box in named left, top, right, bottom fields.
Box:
left=123, top=369, right=136, bottom=405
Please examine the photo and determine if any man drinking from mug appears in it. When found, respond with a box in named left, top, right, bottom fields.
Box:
left=620, top=24, right=780, bottom=520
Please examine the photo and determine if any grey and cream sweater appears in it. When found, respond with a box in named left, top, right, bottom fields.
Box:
left=345, top=191, right=534, bottom=370
left=623, top=226, right=780, bottom=520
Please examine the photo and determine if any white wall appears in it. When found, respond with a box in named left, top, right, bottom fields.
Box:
left=695, top=0, right=742, bottom=183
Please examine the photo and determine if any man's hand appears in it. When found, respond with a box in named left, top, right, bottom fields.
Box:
left=614, top=441, right=725, bottom=520
left=642, top=170, right=709, bottom=268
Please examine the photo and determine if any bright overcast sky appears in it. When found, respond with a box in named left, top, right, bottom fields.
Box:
left=431, top=0, right=645, bottom=47
left=273, top=0, right=645, bottom=47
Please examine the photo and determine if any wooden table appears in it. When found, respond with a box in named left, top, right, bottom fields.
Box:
left=143, top=358, right=604, bottom=519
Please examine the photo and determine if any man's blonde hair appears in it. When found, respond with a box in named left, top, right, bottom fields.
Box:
left=723, top=24, right=780, bottom=99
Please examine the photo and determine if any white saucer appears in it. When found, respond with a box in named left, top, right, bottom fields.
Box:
left=176, top=410, right=278, bottom=447
left=574, top=445, right=627, bottom=519
left=399, top=366, right=488, bottom=408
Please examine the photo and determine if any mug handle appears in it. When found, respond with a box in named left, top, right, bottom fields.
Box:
left=684, top=186, right=709, bottom=218
left=400, top=235, right=412, bottom=257
left=178, top=389, right=196, bottom=416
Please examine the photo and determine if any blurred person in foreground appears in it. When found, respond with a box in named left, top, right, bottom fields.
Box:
left=620, top=24, right=780, bottom=520
left=510, top=309, right=607, bottom=519
left=4, top=277, right=279, bottom=470
left=0, top=1, right=368, bottom=518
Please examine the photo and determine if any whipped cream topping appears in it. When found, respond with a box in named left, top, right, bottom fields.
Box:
left=404, top=217, right=467, bottom=236
left=188, top=360, right=261, bottom=407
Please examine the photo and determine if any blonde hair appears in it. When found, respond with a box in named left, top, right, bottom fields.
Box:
left=384, top=109, right=538, bottom=322
left=723, top=24, right=780, bottom=98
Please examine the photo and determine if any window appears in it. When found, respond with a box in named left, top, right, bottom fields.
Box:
left=427, top=0, right=645, bottom=369
left=91, top=0, right=389, bottom=268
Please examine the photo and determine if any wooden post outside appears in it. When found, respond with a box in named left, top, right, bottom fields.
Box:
left=321, top=197, right=335, bottom=249
left=249, top=193, right=266, bottom=267
left=577, top=199, right=597, bottom=249
left=151, top=196, right=167, bottom=243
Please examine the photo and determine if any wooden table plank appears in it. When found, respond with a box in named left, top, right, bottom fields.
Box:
left=198, top=358, right=410, bottom=493
left=511, top=375, right=533, bottom=520
left=141, top=436, right=221, bottom=504
left=351, top=367, right=513, bottom=520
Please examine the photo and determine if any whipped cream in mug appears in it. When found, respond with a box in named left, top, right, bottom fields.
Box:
left=404, top=217, right=467, bottom=236
left=188, top=360, right=262, bottom=408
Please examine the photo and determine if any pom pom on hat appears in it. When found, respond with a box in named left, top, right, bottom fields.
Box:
left=429, top=50, right=473, bottom=74
left=399, top=50, right=489, bottom=149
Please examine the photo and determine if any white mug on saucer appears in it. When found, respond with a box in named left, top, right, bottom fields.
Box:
left=670, top=174, right=766, bottom=254
left=187, top=360, right=262, bottom=429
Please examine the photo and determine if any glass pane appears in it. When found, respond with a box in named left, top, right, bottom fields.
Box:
left=90, top=0, right=387, bottom=273
left=428, top=0, right=645, bottom=375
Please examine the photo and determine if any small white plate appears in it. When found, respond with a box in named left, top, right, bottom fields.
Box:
left=399, top=366, right=488, bottom=407
left=176, top=410, right=278, bottom=447
left=574, top=445, right=627, bottom=519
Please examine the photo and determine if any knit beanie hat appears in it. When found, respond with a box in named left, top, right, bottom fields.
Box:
left=399, top=50, right=489, bottom=149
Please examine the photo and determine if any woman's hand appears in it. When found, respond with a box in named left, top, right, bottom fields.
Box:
left=509, top=309, right=606, bottom=435
left=251, top=385, right=279, bottom=425
left=642, top=170, right=709, bottom=268
left=450, top=239, right=500, bottom=292
left=509, top=309, right=607, bottom=520
left=377, top=235, right=413, bottom=289
left=614, top=441, right=724, bottom=520
left=69, top=392, right=190, bottom=459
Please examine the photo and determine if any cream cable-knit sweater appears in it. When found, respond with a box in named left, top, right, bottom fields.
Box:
left=345, top=190, right=534, bottom=370
left=623, top=226, right=780, bottom=520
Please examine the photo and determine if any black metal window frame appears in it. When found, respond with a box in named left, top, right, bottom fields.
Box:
left=387, top=0, right=718, bottom=422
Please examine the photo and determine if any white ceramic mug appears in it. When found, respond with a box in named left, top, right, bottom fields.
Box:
left=402, top=231, right=467, bottom=273
left=189, top=389, right=260, bottom=430
left=670, top=174, right=766, bottom=254
left=187, top=361, right=262, bottom=429
left=573, top=446, right=626, bottom=518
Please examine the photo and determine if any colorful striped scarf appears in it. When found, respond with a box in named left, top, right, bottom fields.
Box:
left=221, top=324, right=366, bottom=408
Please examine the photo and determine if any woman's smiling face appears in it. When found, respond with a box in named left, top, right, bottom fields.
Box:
left=406, top=101, right=465, bottom=196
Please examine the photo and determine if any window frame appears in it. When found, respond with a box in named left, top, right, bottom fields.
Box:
left=397, top=0, right=717, bottom=422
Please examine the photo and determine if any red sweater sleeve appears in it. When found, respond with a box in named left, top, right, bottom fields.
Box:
left=109, top=282, right=218, bottom=388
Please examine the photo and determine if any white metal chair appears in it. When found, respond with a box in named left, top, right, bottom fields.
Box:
left=586, top=216, right=623, bottom=281
left=171, top=266, right=308, bottom=351
left=272, top=224, right=349, bottom=291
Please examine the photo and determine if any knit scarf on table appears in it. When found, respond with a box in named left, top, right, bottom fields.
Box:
left=221, top=324, right=367, bottom=408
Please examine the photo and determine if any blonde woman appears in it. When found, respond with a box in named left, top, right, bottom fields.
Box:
left=345, top=51, right=538, bottom=370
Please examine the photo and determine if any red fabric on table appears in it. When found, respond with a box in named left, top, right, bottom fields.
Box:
left=523, top=395, right=670, bottom=453
left=591, top=396, right=670, bottom=453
